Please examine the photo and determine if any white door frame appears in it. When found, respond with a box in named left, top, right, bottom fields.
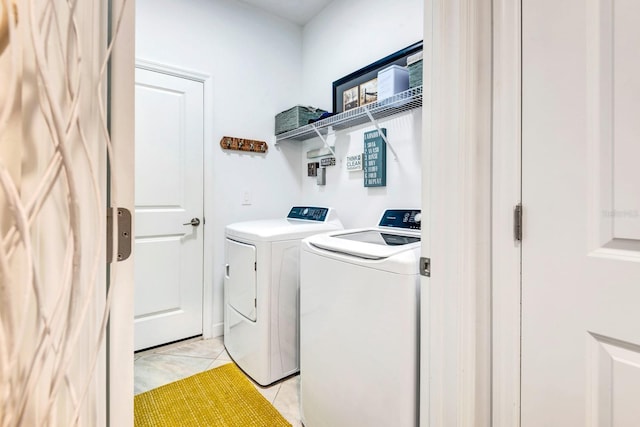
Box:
left=108, top=0, right=135, bottom=424
left=108, top=0, right=522, bottom=424
left=424, top=0, right=523, bottom=425
left=491, top=0, right=522, bottom=426
left=134, top=59, right=215, bottom=340
left=422, top=0, right=493, bottom=425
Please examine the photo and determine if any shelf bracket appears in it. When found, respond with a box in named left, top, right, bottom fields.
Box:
left=311, top=124, right=336, bottom=157
left=363, top=106, right=399, bottom=160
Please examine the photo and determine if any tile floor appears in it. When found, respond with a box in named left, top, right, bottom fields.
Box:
left=134, top=337, right=302, bottom=426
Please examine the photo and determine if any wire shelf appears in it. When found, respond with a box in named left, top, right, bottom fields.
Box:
left=275, top=85, right=423, bottom=142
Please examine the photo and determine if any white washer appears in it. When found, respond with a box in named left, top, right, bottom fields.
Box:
left=224, top=206, right=342, bottom=386
left=300, top=209, right=421, bottom=427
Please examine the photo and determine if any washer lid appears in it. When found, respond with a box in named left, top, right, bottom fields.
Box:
left=306, top=228, right=420, bottom=260
left=335, top=230, right=420, bottom=246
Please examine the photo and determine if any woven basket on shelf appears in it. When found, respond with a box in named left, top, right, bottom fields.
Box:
left=275, top=105, right=327, bottom=134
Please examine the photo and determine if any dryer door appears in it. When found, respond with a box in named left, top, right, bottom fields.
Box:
left=225, top=238, right=257, bottom=321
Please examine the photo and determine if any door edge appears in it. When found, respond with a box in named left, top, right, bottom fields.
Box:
left=492, top=0, right=523, bottom=426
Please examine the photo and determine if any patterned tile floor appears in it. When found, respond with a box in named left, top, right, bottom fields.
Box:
left=134, top=337, right=302, bottom=426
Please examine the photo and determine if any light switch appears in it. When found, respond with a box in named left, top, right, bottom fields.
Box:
left=242, top=190, right=252, bottom=205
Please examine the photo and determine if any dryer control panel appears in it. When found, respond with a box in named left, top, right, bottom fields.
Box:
left=379, top=209, right=421, bottom=230
left=287, top=206, right=330, bottom=222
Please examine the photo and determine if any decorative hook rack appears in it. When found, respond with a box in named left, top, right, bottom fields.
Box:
left=220, top=136, right=268, bottom=153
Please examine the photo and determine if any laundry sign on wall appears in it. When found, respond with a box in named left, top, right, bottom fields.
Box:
left=363, top=128, right=387, bottom=187
left=346, top=153, right=363, bottom=171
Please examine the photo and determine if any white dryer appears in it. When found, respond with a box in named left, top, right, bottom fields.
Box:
left=300, top=209, right=421, bottom=427
left=224, top=207, right=342, bottom=386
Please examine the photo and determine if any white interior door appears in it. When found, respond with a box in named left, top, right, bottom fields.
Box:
left=522, top=0, right=640, bottom=425
left=134, top=66, right=204, bottom=351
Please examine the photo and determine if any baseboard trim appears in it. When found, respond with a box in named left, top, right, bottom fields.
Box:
left=208, top=322, right=224, bottom=339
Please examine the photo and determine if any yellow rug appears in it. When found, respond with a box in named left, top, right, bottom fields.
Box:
left=134, top=363, right=291, bottom=427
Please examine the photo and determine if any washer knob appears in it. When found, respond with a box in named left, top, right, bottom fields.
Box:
left=414, top=213, right=422, bottom=223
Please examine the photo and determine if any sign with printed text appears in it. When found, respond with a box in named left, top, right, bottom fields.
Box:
left=363, top=129, right=387, bottom=187
left=346, top=153, right=363, bottom=171
left=320, top=157, right=336, bottom=167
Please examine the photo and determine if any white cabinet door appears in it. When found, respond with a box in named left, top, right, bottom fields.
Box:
left=522, top=0, right=640, bottom=425
left=134, top=67, right=204, bottom=350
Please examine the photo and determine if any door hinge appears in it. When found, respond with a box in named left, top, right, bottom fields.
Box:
left=419, top=257, right=431, bottom=277
left=107, top=207, right=132, bottom=263
left=254, top=298, right=257, bottom=308
left=254, top=262, right=257, bottom=271
left=514, top=203, right=523, bottom=241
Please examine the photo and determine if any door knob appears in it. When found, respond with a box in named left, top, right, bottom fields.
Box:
left=183, top=218, right=201, bottom=227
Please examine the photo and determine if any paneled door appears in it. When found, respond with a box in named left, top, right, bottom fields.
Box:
left=134, top=66, right=204, bottom=350
left=522, top=0, right=640, bottom=425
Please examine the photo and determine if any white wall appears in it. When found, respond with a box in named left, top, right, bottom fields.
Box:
left=135, top=0, right=425, bottom=337
left=302, top=0, right=424, bottom=110
left=136, top=0, right=304, bottom=336
left=296, top=114, right=423, bottom=228
left=299, top=0, right=424, bottom=228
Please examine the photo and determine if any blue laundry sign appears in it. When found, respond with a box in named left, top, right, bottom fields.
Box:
left=364, top=128, right=387, bottom=187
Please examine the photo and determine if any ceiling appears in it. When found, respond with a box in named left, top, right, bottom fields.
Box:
left=236, top=0, right=334, bottom=25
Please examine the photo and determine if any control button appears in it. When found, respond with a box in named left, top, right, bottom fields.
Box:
left=414, top=213, right=422, bottom=223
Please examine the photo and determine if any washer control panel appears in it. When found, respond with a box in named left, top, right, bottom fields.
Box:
left=287, top=206, right=330, bottom=222
left=378, top=209, right=421, bottom=230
